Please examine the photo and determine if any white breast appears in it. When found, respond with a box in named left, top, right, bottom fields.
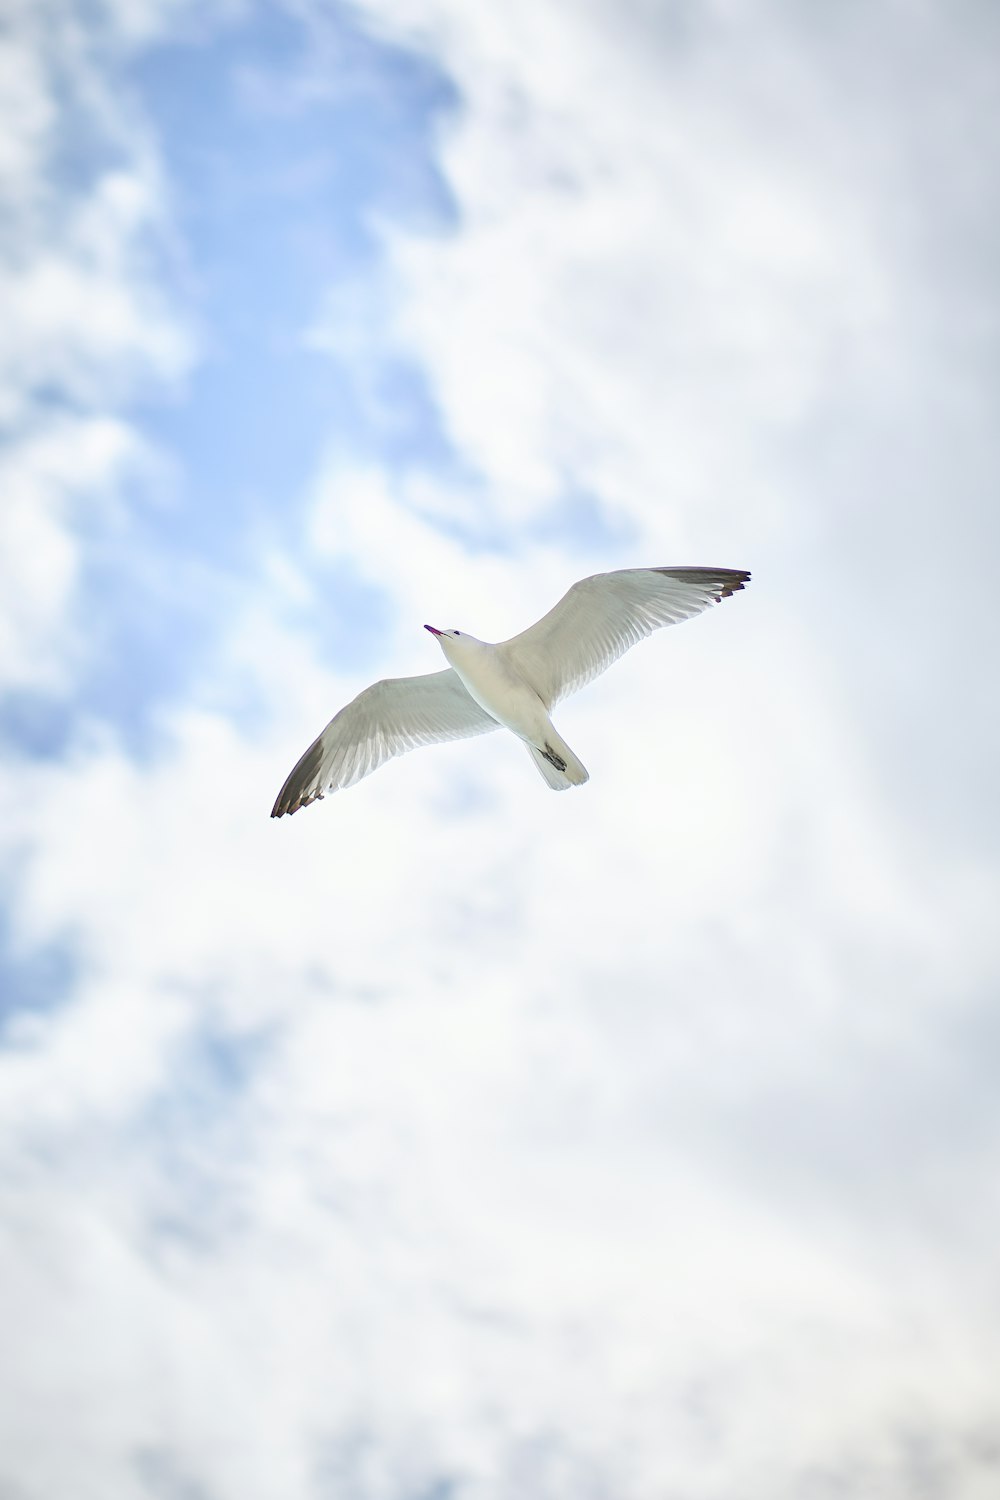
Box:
left=443, top=640, right=549, bottom=742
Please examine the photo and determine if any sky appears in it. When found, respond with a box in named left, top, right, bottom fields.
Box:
left=1, top=0, right=999, bottom=1497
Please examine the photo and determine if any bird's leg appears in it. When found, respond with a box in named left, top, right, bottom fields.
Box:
left=542, top=744, right=567, bottom=772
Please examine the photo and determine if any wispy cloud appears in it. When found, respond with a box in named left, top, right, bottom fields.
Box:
left=0, top=0, right=194, bottom=712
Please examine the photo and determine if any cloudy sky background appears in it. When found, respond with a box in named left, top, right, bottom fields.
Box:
left=2, top=0, right=999, bottom=1496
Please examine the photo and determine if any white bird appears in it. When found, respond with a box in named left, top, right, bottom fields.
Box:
left=271, top=565, right=750, bottom=816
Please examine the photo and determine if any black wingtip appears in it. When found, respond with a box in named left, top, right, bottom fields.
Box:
left=270, top=733, right=328, bottom=819
left=717, top=569, right=751, bottom=599
left=653, top=566, right=751, bottom=600
left=270, top=788, right=324, bottom=819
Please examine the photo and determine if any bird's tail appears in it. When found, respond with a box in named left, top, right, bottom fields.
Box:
left=526, top=729, right=589, bottom=791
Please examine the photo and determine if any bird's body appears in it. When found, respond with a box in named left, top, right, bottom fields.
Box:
left=430, top=630, right=589, bottom=789
left=271, top=565, right=749, bottom=816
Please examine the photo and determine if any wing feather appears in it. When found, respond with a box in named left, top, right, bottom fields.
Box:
left=271, top=668, right=499, bottom=816
left=500, top=566, right=750, bottom=707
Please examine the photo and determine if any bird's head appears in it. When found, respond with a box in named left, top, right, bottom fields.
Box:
left=424, top=624, right=483, bottom=663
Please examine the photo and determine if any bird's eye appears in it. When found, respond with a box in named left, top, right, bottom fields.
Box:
left=454, top=630, right=461, bottom=636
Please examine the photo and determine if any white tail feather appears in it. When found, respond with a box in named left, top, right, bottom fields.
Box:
left=526, top=732, right=589, bottom=791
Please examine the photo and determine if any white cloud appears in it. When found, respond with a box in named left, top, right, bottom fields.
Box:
left=0, top=2, right=194, bottom=691
left=3, top=518, right=998, bottom=1496
left=326, top=0, right=894, bottom=540
left=2, top=1, right=1000, bottom=1498
left=0, top=414, right=155, bottom=691
left=0, top=28, right=54, bottom=195
left=3, top=168, right=190, bottom=415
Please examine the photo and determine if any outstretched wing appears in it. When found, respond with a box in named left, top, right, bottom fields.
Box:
left=501, top=567, right=750, bottom=707
left=271, top=669, right=500, bottom=816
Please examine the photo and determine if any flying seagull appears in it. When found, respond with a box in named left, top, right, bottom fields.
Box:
left=271, top=565, right=750, bottom=816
